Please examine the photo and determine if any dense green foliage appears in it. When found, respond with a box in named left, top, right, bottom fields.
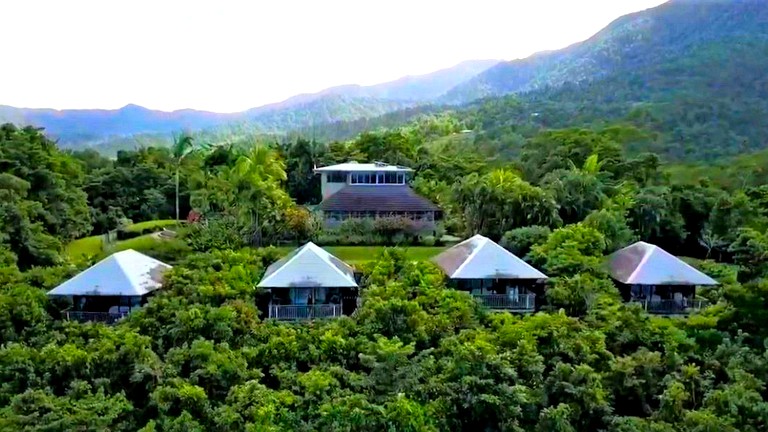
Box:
left=5, top=5, right=768, bottom=422
left=4, top=239, right=768, bottom=430
left=2, top=115, right=768, bottom=430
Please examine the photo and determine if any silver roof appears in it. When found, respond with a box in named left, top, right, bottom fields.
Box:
left=432, top=234, right=548, bottom=280
left=47, top=249, right=172, bottom=297
left=257, top=242, right=358, bottom=288
left=607, top=241, right=718, bottom=286
left=313, top=161, right=413, bottom=173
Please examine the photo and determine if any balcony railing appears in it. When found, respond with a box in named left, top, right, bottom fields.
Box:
left=631, top=298, right=709, bottom=315
left=268, top=304, right=342, bottom=320
left=64, top=310, right=129, bottom=324
left=473, top=294, right=536, bottom=312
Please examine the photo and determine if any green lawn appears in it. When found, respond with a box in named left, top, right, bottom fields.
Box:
left=276, top=245, right=448, bottom=265
left=124, top=219, right=179, bottom=232
left=65, top=219, right=176, bottom=259
left=65, top=235, right=105, bottom=260
left=107, top=234, right=162, bottom=253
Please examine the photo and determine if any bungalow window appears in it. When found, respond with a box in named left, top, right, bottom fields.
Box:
left=384, top=172, right=398, bottom=183
left=377, top=173, right=385, bottom=184
left=327, top=172, right=346, bottom=183
left=396, top=173, right=405, bottom=184
left=351, top=173, right=373, bottom=184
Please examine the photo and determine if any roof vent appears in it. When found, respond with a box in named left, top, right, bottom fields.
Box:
left=374, top=161, right=388, bottom=167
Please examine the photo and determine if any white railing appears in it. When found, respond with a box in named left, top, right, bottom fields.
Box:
left=473, top=294, right=536, bottom=312
left=64, top=310, right=129, bottom=324
left=268, top=304, right=342, bottom=320
left=631, top=298, right=709, bottom=315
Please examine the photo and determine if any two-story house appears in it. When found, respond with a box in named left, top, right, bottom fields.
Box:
left=314, top=161, right=440, bottom=230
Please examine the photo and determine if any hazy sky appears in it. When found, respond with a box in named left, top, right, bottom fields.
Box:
left=2, top=0, right=667, bottom=112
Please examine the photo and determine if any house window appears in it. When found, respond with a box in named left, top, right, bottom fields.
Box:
left=327, top=172, right=346, bottom=183
left=351, top=173, right=375, bottom=184
left=396, top=173, right=405, bottom=184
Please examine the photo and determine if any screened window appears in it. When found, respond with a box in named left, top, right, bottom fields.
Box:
left=351, top=173, right=374, bottom=184
left=327, top=172, right=347, bottom=183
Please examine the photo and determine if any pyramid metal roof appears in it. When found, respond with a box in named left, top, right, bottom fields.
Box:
left=607, top=241, right=718, bottom=286
left=257, top=242, right=358, bottom=288
left=47, top=249, right=172, bottom=297
left=432, top=234, right=548, bottom=280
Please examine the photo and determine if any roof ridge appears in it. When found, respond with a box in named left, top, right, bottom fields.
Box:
left=626, top=243, right=655, bottom=283
left=258, top=243, right=311, bottom=287
left=451, top=235, right=488, bottom=278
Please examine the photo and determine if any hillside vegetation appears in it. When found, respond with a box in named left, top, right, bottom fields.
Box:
left=4, top=118, right=768, bottom=430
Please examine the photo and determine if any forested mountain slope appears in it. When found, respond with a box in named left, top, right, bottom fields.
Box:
left=298, top=0, right=768, bottom=161
left=444, top=0, right=768, bottom=104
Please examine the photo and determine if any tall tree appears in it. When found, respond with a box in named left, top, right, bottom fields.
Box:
left=172, top=132, right=201, bottom=224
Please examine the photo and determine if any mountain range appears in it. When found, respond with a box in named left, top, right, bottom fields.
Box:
left=0, top=59, right=499, bottom=147
left=3, top=0, right=768, bottom=162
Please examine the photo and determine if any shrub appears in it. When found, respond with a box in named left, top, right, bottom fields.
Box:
left=282, top=206, right=320, bottom=243
left=181, top=216, right=249, bottom=252
left=373, top=217, right=417, bottom=237
left=501, top=226, right=552, bottom=258
left=131, top=239, right=192, bottom=265
left=338, top=218, right=376, bottom=237
left=115, top=228, right=142, bottom=241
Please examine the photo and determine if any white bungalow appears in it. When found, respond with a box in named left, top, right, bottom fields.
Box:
left=258, top=242, right=359, bottom=320
left=607, top=241, right=717, bottom=314
left=432, top=234, right=548, bottom=312
left=47, top=249, right=172, bottom=323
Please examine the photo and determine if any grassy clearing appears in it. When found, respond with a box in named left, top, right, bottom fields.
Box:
left=275, top=245, right=448, bottom=265
left=106, top=234, right=162, bottom=254
left=65, top=219, right=176, bottom=259
left=65, top=235, right=105, bottom=260
left=124, top=219, right=179, bottom=232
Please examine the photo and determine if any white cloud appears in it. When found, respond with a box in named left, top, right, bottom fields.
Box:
left=0, top=0, right=667, bottom=112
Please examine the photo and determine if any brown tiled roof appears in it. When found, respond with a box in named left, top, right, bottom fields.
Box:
left=318, top=185, right=439, bottom=212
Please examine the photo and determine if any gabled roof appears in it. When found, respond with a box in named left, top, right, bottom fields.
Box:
left=47, top=249, right=172, bottom=297
left=257, top=242, right=358, bottom=288
left=317, top=185, right=439, bottom=212
left=314, top=161, right=413, bottom=173
left=608, top=241, right=718, bottom=286
left=432, top=234, right=548, bottom=280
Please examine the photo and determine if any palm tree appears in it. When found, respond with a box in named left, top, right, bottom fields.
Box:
left=232, top=145, right=288, bottom=246
left=172, top=132, right=200, bottom=225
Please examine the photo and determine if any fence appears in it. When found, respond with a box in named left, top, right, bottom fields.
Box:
left=473, top=294, right=536, bottom=312
left=64, top=310, right=129, bottom=324
left=631, top=298, right=709, bottom=315
left=268, top=304, right=342, bottom=320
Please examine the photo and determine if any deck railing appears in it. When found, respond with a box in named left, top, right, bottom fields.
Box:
left=64, top=310, right=129, bottom=324
left=268, top=304, right=342, bottom=320
left=473, top=294, right=536, bottom=312
left=631, top=298, right=709, bottom=315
